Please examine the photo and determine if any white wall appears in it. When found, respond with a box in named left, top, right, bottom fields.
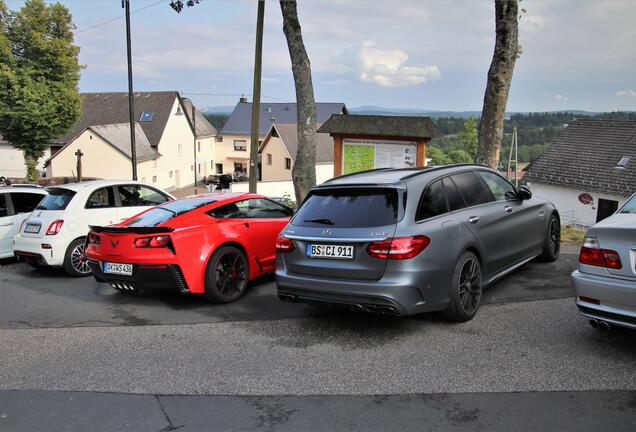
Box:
left=528, top=182, right=630, bottom=227
left=231, top=162, right=334, bottom=201
left=1, top=143, right=50, bottom=178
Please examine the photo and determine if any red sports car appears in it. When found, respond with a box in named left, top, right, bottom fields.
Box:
left=85, top=193, right=292, bottom=303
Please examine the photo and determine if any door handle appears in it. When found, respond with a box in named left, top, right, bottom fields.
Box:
left=504, top=206, right=513, bottom=213
left=468, top=216, right=480, bottom=224
left=244, top=222, right=249, bottom=228
left=0, top=222, right=14, bottom=227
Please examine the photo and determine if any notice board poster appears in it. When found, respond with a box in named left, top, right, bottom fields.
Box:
left=342, top=139, right=417, bottom=174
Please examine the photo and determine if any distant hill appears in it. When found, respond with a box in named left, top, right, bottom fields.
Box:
left=200, top=106, right=234, bottom=115
left=349, top=106, right=601, bottom=118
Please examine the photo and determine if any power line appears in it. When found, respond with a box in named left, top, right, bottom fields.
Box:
left=74, top=0, right=166, bottom=35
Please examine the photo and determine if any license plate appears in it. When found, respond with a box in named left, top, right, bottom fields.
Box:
left=307, top=244, right=354, bottom=260
left=104, top=262, right=133, bottom=276
left=24, top=224, right=41, bottom=234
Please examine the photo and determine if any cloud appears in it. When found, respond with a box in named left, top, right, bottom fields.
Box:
left=616, top=89, right=636, bottom=97
left=320, top=79, right=351, bottom=86
left=357, top=41, right=441, bottom=87
left=554, top=94, right=569, bottom=102
left=262, top=77, right=280, bottom=82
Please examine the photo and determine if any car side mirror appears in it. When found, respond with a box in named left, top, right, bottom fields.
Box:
left=516, top=185, right=532, bottom=200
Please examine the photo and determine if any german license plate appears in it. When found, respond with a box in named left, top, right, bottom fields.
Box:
left=307, top=244, right=354, bottom=260
left=24, top=223, right=40, bottom=234
left=104, top=262, right=133, bottom=276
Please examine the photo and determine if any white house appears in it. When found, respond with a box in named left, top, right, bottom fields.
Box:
left=524, top=118, right=635, bottom=227
left=0, top=138, right=50, bottom=178
left=46, top=91, right=217, bottom=191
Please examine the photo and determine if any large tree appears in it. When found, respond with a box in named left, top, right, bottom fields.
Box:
left=280, top=0, right=317, bottom=202
left=477, top=0, right=519, bottom=169
left=0, top=0, right=82, bottom=180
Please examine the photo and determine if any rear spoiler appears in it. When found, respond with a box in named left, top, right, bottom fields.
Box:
left=89, top=225, right=174, bottom=234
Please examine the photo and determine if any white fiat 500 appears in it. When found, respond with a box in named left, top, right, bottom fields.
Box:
left=0, top=185, right=48, bottom=259
left=14, top=180, right=174, bottom=276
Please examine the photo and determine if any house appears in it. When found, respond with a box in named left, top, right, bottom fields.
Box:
left=259, top=123, right=334, bottom=183
left=217, top=97, right=346, bottom=176
left=46, top=91, right=217, bottom=191
left=524, top=118, right=635, bottom=227
left=0, top=136, right=50, bottom=178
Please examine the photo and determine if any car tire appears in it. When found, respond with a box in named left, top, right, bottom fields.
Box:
left=442, top=251, right=483, bottom=322
left=63, top=238, right=92, bottom=277
left=538, top=214, right=560, bottom=262
left=203, top=245, right=249, bottom=303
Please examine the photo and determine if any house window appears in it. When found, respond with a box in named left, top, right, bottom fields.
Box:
left=216, top=163, right=223, bottom=174
left=267, top=153, right=272, bottom=165
left=152, top=175, right=157, bottom=183
left=169, top=171, right=173, bottom=178
left=285, top=157, right=291, bottom=170
left=178, top=144, right=183, bottom=155
left=211, top=160, right=214, bottom=169
left=234, top=140, right=247, bottom=151
left=234, top=163, right=245, bottom=175
left=198, top=163, right=201, bottom=173
left=197, top=141, right=201, bottom=153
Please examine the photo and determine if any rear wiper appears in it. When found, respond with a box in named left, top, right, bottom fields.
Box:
left=304, top=218, right=335, bottom=225
left=156, top=207, right=177, bottom=215
left=35, top=205, right=47, bottom=210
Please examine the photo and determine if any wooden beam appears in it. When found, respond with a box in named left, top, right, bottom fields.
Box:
left=333, top=135, right=343, bottom=176
left=416, top=140, right=427, bottom=167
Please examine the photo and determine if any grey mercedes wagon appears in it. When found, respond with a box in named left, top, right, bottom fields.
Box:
left=275, top=164, right=560, bottom=321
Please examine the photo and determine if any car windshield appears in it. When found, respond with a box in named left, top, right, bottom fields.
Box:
left=619, top=195, right=636, bottom=214
left=292, top=187, right=400, bottom=228
left=126, top=197, right=216, bottom=227
left=37, top=188, right=75, bottom=210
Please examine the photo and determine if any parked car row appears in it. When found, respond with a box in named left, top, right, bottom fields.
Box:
left=4, top=164, right=635, bottom=328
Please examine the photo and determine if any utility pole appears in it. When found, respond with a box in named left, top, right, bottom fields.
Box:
left=192, top=101, right=197, bottom=195
left=123, top=0, right=137, bottom=180
left=249, top=0, right=265, bottom=193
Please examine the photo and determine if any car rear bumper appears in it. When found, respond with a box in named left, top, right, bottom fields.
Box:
left=276, top=263, right=448, bottom=316
left=14, top=234, right=67, bottom=266
left=571, top=270, right=636, bottom=330
left=87, top=259, right=190, bottom=294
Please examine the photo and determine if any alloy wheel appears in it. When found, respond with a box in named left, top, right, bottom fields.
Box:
left=458, top=257, right=482, bottom=315
left=215, top=252, right=247, bottom=299
left=71, top=244, right=91, bottom=274
left=549, top=218, right=561, bottom=256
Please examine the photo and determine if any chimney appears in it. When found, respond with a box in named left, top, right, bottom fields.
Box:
left=239, top=95, right=247, bottom=103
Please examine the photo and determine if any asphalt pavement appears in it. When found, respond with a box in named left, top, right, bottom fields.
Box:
left=1, top=248, right=635, bottom=431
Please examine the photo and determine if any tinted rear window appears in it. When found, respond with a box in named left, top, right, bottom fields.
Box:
left=38, top=188, right=76, bottom=210
left=450, top=172, right=493, bottom=207
left=126, top=197, right=216, bottom=227
left=11, top=192, right=44, bottom=213
left=292, top=188, right=399, bottom=228
left=417, top=180, right=447, bottom=221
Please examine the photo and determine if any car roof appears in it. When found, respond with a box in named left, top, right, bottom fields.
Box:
left=319, top=164, right=487, bottom=188
left=44, top=179, right=150, bottom=192
left=176, top=192, right=260, bottom=202
left=0, top=185, right=47, bottom=193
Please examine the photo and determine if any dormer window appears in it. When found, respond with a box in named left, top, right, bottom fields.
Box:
left=616, top=156, right=631, bottom=169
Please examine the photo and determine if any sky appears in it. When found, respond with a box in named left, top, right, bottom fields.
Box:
left=5, top=0, right=636, bottom=112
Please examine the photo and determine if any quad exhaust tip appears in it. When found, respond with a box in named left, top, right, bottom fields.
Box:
left=589, top=319, right=611, bottom=332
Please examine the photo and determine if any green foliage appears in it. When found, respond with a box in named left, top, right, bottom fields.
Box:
left=458, top=117, right=477, bottom=158
left=0, top=0, right=81, bottom=180
left=427, top=146, right=451, bottom=166
left=280, top=192, right=297, bottom=209
left=203, top=113, right=229, bottom=131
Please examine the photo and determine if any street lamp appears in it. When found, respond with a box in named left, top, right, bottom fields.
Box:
left=177, top=96, right=198, bottom=195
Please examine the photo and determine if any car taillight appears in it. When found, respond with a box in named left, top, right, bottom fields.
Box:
left=134, top=235, right=172, bottom=248
left=46, top=219, right=64, bottom=235
left=88, top=232, right=101, bottom=245
left=579, top=238, right=622, bottom=269
left=276, top=235, right=294, bottom=253
left=368, top=236, right=430, bottom=259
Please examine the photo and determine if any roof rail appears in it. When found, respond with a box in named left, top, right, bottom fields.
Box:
left=400, top=163, right=483, bottom=180
left=323, top=167, right=394, bottom=183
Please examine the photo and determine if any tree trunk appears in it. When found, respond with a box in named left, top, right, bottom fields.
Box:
left=477, top=0, right=519, bottom=169
left=23, top=151, right=39, bottom=182
left=280, top=0, right=317, bottom=203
